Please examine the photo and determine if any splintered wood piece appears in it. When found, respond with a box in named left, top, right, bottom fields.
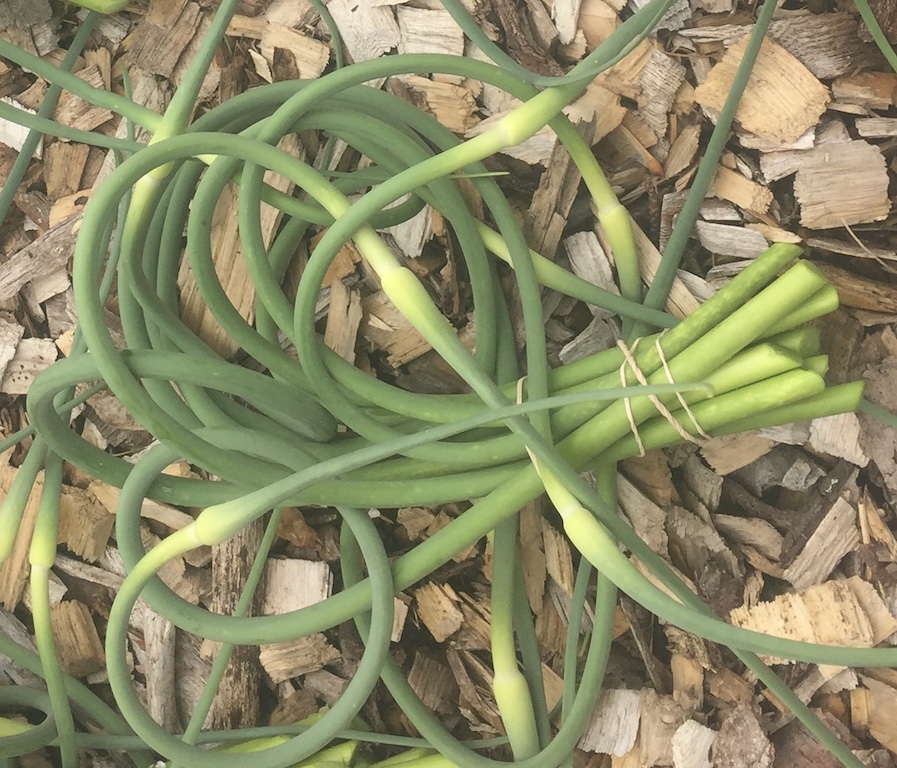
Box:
left=227, top=17, right=330, bottom=78
left=679, top=453, right=722, bottom=513
left=700, top=432, right=774, bottom=475
left=262, top=558, right=332, bottom=615
left=708, top=165, right=772, bottom=215
left=861, top=492, right=897, bottom=561
left=564, top=84, right=626, bottom=145
left=708, top=667, right=755, bottom=706
left=392, top=77, right=477, bottom=133
left=578, top=688, right=641, bottom=755
left=56, top=485, right=115, bottom=563
left=144, top=608, right=179, bottom=732
left=552, top=0, right=584, bottom=43
left=53, top=66, right=112, bottom=132
left=397, top=507, right=436, bottom=541
left=637, top=49, right=686, bottom=141
left=360, top=289, right=432, bottom=366
left=446, top=648, right=503, bottom=735
left=259, top=634, right=341, bottom=684
left=680, top=14, right=882, bottom=80
left=694, top=36, right=829, bottom=145
left=44, top=142, right=89, bottom=201
left=809, top=411, right=869, bottom=467
left=671, top=654, right=704, bottom=712
left=0, top=97, right=39, bottom=156
left=711, top=703, right=774, bottom=768
left=525, top=116, right=594, bottom=258
left=0, top=315, right=24, bottom=382
left=415, top=582, right=464, bottom=642
left=672, top=720, right=716, bottom=768
left=666, top=627, right=711, bottom=708
left=558, top=316, right=618, bottom=364
left=396, top=6, right=463, bottom=56
left=327, top=0, right=400, bottom=61
left=563, top=230, right=620, bottom=318
left=614, top=218, right=701, bottom=319
left=695, top=222, right=769, bottom=260
left=617, top=473, right=668, bottom=555
left=782, top=496, right=860, bottom=590
left=0, top=464, right=43, bottom=611
left=793, top=139, right=889, bottom=229
left=814, top=262, right=897, bottom=314
left=383, top=200, right=434, bottom=260
left=621, top=451, right=676, bottom=507
left=665, top=121, right=701, bottom=180
left=518, top=500, right=546, bottom=614
left=128, top=1, right=220, bottom=98
left=50, top=600, right=106, bottom=678
left=455, top=593, right=492, bottom=651
left=407, top=652, right=458, bottom=714
left=323, top=280, right=363, bottom=363
left=856, top=117, right=897, bottom=138
left=639, top=689, right=688, bottom=767
left=392, top=595, right=410, bottom=643
left=712, top=515, right=783, bottom=561
left=831, top=72, right=897, bottom=110
left=208, top=518, right=264, bottom=728
left=855, top=675, right=897, bottom=753
left=666, top=506, right=741, bottom=609
left=0, top=216, right=79, bottom=301
left=542, top=520, right=575, bottom=595
left=729, top=577, right=896, bottom=668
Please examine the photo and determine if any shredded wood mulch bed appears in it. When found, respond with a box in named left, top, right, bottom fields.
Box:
left=3, top=0, right=897, bottom=766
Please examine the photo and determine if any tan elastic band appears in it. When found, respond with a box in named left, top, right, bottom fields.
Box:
left=617, top=335, right=709, bottom=456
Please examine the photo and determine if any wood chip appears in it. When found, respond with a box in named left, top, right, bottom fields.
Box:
left=56, top=485, right=115, bottom=563
left=259, top=635, right=341, bottom=684
left=639, top=689, right=689, bottom=767
left=0, top=216, right=79, bottom=301
left=695, top=221, right=769, bottom=260
left=855, top=675, right=897, bottom=753
left=711, top=703, right=774, bottom=768
left=700, top=432, right=774, bottom=475
left=50, top=600, right=106, bottom=678
left=782, top=495, right=860, bottom=590
left=638, top=49, right=686, bottom=141
left=261, top=558, right=332, bottom=615
left=396, top=6, right=463, bottom=56
left=729, top=577, right=897, bottom=668
left=407, top=652, right=458, bottom=714
left=415, top=582, right=463, bottom=642
left=672, top=720, right=716, bottom=768
left=578, top=688, right=641, bottom=754
left=694, top=36, right=830, bottom=145
left=793, top=139, right=889, bottom=229
left=0, top=464, right=42, bottom=610
left=327, top=0, right=400, bottom=61
left=815, top=262, right=897, bottom=314
left=144, top=607, right=178, bottom=732
left=323, top=280, right=363, bottom=363
left=708, top=164, right=772, bottom=215
left=361, top=289, right=432, bottom=366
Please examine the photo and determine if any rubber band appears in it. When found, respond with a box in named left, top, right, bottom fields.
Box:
left=616, top=337, right=709, bottom=456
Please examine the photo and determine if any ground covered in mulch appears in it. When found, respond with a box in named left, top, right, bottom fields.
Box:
left=3, top=0, right=897, bottom=766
